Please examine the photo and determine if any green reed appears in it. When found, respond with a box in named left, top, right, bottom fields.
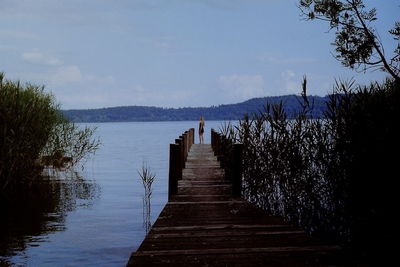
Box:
left=138, top=162, right=156, bottom=234
left=221, top=77, right=399, bottom=263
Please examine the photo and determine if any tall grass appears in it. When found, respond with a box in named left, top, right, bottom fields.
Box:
left=220, top=77, right=399, bottom=263
left=138, top=163, right=156, bottom=234
left=0, top=73, right=100, bottom=191
left=0, top=73, right=60, bottom=190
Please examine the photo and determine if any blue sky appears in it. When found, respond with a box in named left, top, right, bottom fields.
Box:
left=1, top=0, right=398, bottom=109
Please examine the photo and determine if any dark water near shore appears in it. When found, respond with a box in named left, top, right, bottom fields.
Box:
left=0, top=121, right=227, bottom=267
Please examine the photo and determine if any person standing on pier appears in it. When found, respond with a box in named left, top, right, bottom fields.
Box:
left=199, top=116, right=205, bottom=144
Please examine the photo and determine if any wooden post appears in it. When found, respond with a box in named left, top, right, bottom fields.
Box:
left=169, top=128, right=196, bottom=201
left=217, top=155, right=225, bottom=168
left=175, top=139, right=183, bottom=180
left=168, top=144, right=179, bottom=200
left=221, top=135, right=229, bottom=179
left=185, top=131, right=189, bottom=157
left=178, top=136, right=185, bottom=169
left=211, top=129, right=215, bottom=150
left=183, top=132, right=188, bottom=163
left=192, top=128, right=195, bottom=146
left=213, top=132, right=217, bottom=154
left=214, top=133, right=220, bottom=156
left=225, top=138, right=233, bottom=181
left=232, top=144, right=243, bottom=197
left=221, top=135, right=226, bottom=156
left=189, top=128, right=194, bottom=149
left=188, top=130, right=191, bottom=150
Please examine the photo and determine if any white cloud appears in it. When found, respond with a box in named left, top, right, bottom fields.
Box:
left=135, top=36, right=175, bottom=49
left=259, top=54, right=317, bottom=65
left=0, top=45, right=16, bottom=51
left=57, top=83, right=198, bottom=109
left=22, top=52, right=62, bottom=66
left=85, top=74, right=116, bottom=85
left=124, top=85, right=196, bottom=107
left=0, top=30, right=40, bottom=40
left=16, top=55, right=116, bottom=87
left=48, top=65, right=117, bottom=89
left=218, top=74, right=265, bottom=101
left=51, top=65, right=83, bottom=84
left=281, top=70, right=300, bottom=94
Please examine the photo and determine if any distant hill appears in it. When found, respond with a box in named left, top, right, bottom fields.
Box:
left=62, top=95, right=329, bottom=122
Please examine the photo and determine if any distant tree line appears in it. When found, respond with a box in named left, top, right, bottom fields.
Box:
left=63, top=95, right=329, bottom=122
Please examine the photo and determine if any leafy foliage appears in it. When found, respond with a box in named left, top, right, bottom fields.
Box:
left=0, top=73, right=60, bottom=190
left=299, top=0, right=400, bottom=80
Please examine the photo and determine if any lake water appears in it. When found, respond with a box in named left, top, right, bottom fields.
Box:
left=0, top=121, right=229, bottom=267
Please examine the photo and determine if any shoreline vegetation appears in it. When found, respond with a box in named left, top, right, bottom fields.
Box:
left=214, top=0, right=400, bottom=261
left=1, top=72, right=101, bottom=264
left=0, top=73, right=100, bottom=192
left=218, top=77, right=399, bottom=264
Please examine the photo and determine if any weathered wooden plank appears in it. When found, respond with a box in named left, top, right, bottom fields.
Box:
left=177, top=186, right=232, bottom=195
left=167, top=200, right=247, bottom=205
left=178, top=180, right=226, bottom=184
left=178, top=184, right=231, bottom=188
left=138, top=235, right=330, bottom=251
left=128, top=250, right=345, bottom=267
left=151, top=224, right=294, bottom=232
left=169, top=195, right=235, bottom=202
left=133, top=246, right=341, bottom=256
left=148, top=230, right=306, bottom=239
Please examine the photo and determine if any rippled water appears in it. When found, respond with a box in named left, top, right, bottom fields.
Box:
left=0, top=121, right=226, bottom=267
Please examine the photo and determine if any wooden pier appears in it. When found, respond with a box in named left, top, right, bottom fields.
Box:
left=127, top=130, right=346, bottom=266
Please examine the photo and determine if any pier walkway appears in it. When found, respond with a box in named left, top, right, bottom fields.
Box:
left=127, top=144, right=345, bottom=266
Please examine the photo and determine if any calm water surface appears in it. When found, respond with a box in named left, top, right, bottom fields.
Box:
left=1, top=121, right=228, bottom=267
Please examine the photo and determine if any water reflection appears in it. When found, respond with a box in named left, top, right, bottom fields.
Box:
left=0, top=169, right=100, bottom=266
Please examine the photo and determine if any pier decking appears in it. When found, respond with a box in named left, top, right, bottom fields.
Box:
left=127, top=143, right=346, bottom=266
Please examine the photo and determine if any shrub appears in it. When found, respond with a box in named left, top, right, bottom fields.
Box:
left=0, top=73, right=100, bottom=191
left=41, top=118, right=100, bottom=168
left=0, top=73, right=60, bottom=190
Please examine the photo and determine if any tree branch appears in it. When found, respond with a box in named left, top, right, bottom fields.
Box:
left=352, top=2, right=399, bottom=80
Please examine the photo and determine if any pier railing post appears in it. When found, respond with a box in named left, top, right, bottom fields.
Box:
left=217, top=133, right=221, bottom=156
left=168, top=128, right=197, bottom=201
left=214, top=132, right=220, bottom=156
left=211, top=129, right=216, bottom=151
left=221, top=135, right=227, bottom=171
left=192, top=128, right=194, bottom=146
left=189, top=128, right=194, bottom=148
left=232, top=144, right=243, bottom=197
left=168, top=143, right=179, bottom=200
left=183, top=132, right=188, bottom=163
left=211, top=130, right=243, bottom=197
left=175, top=138, right=183, bottom=180
left=178, top=136, right=185, bottom=169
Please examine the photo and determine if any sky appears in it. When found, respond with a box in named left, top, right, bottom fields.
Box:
left=1, top=0, right=399, bottom=109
